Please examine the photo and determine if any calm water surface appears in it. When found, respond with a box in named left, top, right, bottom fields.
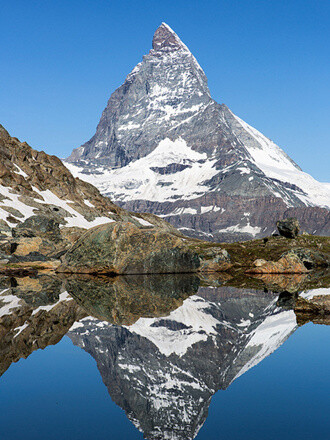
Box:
left=0, top=274, right=329, bottom=440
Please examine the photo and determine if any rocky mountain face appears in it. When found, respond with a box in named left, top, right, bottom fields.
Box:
left=0, top=123, right=193, bottom=266
left=0, top=123, right=182, bottom=234
left=68, top=286, right=298, bottom=439
left=0, top=124, right=124, bottom=233
left=66, top=23, right=330, bottom=242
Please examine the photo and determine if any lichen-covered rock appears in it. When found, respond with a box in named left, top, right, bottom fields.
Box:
left=0, top=216, right=88, bottom=265
left=247, top=253, right=308, bottom=274
left=198, top=248, right=231, bottom=272
left=276, top=218, right=300, bottom=238
left=57, top=221, right=200, bottom=275
left=12, top=215, right=60, bottom=239
left=280, top=248, right=329, bottom=269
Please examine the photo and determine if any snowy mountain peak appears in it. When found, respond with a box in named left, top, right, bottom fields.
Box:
left=66, top=24, right=330, bottom=241
left=152, top=22, right=189, bottom=53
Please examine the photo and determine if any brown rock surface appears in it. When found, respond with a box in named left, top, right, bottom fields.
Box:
left=247, top=253, right=309, bottom=274
left=57, top=221, right=201, bottom=275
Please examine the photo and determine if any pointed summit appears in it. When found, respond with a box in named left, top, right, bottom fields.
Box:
left=66, top=21, right=330, bottom=241
left=152, top=22, right=189, bottom=53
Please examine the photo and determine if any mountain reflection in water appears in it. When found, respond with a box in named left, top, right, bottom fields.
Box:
left=0, top=273, right=329, bottom=440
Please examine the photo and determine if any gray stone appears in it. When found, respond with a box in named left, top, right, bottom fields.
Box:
left=13, top=215, right=60, bottom=238
left=58, top=221, right=201, bottom=275
left=276, top=218, right=300, bottom=238
left=281, top=248, right=329, bottom=269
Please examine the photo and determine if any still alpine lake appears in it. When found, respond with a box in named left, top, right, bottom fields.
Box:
left=0, top=274, right=329, bottom=440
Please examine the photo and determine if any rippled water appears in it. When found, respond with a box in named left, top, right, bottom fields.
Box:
left=0, top=274, right=329, bottom=440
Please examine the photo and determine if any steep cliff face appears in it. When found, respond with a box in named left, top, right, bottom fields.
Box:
left=66, top=23, right=330, bottom=242
left=69, top=286, right=297, bottom=439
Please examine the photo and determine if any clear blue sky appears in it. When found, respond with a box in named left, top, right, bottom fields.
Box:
left=1, top=0, right=329, bottom=181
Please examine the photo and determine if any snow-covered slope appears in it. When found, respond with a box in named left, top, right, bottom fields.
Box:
left=0, top=183, right=114, bottom=230
left=0, top=123, right=165, bottom=233
left=67, top=138, right=219, bottom=203
left=232, top=308, right=297, bottom=381
left=230, top=111, right=330, bottom=209
left=66, top=23, right=330, bottom=241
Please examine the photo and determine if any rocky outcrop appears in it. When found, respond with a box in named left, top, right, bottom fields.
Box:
left=0, top=215, right=86, bottom=267
left=281, top=248, right=329, bottom=269
left=198, top=247, right=232, bottom=272
left=246, top=244, right=329, bottom=274
left=0, top=124, right=124, bottom=230
left=247, top=253, right=309, bottom=274
left=12, top=215, right=61, bottom=239
left=57, top=221, right=201, bottom=274
left=66, top=23, right=330, bottom=242
left=277, top=217, right=300, bottom=238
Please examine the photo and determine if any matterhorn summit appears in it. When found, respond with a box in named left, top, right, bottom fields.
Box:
left=66, top=23, right=330, bottom=241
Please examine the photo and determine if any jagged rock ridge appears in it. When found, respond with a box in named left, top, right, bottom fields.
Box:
left=0, top=123, right=180, bottom=237
left=66, top=23, right=330, bottom=242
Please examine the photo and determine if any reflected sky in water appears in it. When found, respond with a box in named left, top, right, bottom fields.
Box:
left=0, top=274, right=329, bottom=440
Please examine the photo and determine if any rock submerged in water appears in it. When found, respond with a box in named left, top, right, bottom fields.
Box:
left=57, top=221, right=201, bottom=275
left=276, top=218, right=300, bottom=239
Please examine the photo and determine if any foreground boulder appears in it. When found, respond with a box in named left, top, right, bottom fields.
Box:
left=57, top=222, right=201, bottom=275
left=247, top=253, right=309, bottom=274
left=281, top=248, right=329, bottom=269
left=246, top=245, right=329, bottom=275
left=12, top=215, right=60, bottom=238
left=276, top=218, right=300, bottom=238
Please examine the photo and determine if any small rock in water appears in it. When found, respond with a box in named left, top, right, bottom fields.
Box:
left=276, top=218, right=300, bottom=239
